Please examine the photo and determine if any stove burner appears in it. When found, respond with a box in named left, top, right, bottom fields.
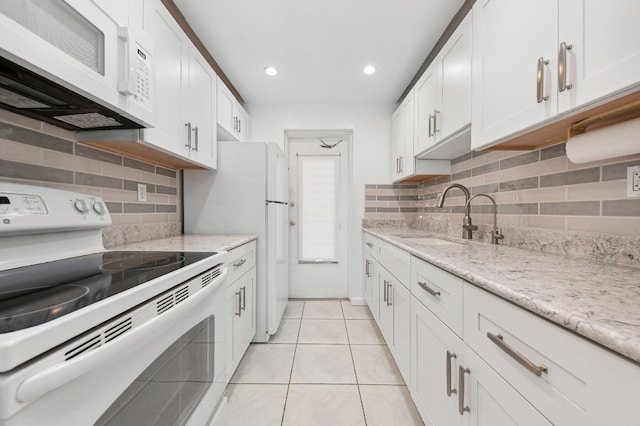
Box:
left=0, top=285, right=90, bottom=332
left=100, top=253, right=186, bottom=271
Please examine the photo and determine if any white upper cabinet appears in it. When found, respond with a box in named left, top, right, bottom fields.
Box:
left=391, top=91, right=416, bottom=181
left=416, top=13, right=472, bottom=158
left=557, top=0, right=640, bottom=113
left=143, top=0, right=216, bottom=168
left=217, top=78, right=250, bottom=141
left=471, top=0, right=558, bottom=150
left=472, top=0, right=640, bottom=150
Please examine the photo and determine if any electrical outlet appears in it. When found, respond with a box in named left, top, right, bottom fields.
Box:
left=137, top=183, right=147, bottom=202
left=628, top=165, right=640, bottom=198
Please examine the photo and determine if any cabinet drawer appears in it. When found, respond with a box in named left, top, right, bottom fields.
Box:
left=226, top=240, right=256, bottom=285
left=463, top=284, right=640, bottom=426
left=363, top=233, right=378, bottom=257
left=376, top=238, right=410, bottom=287
left=410, top=256, right=463, bottom=337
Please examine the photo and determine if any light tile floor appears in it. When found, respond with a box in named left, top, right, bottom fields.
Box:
left=226, top=299, right=424, bottom=426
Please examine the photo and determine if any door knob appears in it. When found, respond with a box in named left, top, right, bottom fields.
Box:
left=289, top=220, right=296, bottom=227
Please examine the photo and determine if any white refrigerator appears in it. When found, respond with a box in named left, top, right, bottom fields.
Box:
left=184, top=141, right=289, bottom=342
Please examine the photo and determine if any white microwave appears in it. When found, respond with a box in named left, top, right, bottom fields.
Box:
left=0, top=0, right=154, bottom=130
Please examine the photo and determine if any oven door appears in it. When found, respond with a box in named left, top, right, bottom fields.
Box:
left=0, top=266, right=227, bottom=426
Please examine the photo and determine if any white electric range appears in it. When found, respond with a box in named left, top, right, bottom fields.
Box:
left=0, top=183, right=228, bottom=426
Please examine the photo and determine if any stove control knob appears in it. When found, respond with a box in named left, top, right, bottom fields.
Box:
left=92, top=201, right=106, bottom=216
left=73, top=199, right=89, bottom=214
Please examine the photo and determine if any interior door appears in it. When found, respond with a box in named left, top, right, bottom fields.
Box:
left=287, top=134, right=350, bottom=298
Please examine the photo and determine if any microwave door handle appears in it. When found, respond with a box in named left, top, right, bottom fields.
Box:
left=117, top=27, right=136, bottom=96
left=16, top=268, right=228, bottom=404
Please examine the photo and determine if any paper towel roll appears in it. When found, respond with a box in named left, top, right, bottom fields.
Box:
left=566, top=116, right=640, bottom=163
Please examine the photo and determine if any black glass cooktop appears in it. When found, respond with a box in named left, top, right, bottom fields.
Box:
left=0, top=251, right=217, bottom=334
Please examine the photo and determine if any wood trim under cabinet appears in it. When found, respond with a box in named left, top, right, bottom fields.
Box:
left=162, top=0, right=246, bottom=105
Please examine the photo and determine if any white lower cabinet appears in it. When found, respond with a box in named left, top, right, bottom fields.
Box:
left=225, top=242, right=257, bottom=381
left=378, top=266, right=411, bottom=384
left=364, top=234, right=640, bottom=426
left=411, top=296, right=463, bottom=426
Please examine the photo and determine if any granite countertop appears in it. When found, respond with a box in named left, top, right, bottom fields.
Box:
left=112, top=234, right=257, bottom=253
left=363, top=227, right=640, bottom=364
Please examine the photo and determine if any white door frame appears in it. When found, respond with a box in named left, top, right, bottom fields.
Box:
left=284, top=129, right=353, bottom=299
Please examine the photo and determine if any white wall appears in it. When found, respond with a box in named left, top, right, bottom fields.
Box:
left=247, top=103, right=394, bottom=303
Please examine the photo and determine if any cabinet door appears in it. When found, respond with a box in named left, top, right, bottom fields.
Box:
left=461, top=345, right=552, bottom=426
left=391, top=107, right=403, bottom=181
left=471, top=0, right=558, bottom=150
left=235, top=104, right=249, bottom=141
left=400, top=92, right=415, bottom=178
left=391, top=281, right=411, bottom=384
left=378, top=268, right=395, bottom=346
left=558, top=0, right=640, bottom=112
left=438, top=12, right=472, bottom=141
left=217, top=77, right=236, bottom=138
left=142, top=0, right=187, bottom=153
left=411, top=297, right=462, bottom=426
left=187, top=49, right=216, bottom=167
left=363, top=254, right=378, bottom=320
left=238, top=269, right=256, bottom=349
left=414, top=65, right=439, bottom=154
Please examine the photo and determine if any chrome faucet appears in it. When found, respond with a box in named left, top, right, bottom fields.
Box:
left=465, top=193, right=504, bottom=244
left=436, top=183, right=476, bottom=239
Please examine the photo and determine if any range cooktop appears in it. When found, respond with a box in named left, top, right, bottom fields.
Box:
left=0, top=251, right=217, bottom=334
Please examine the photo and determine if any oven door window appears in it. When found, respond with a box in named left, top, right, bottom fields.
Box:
left=96, top=316, right=215, bottom=425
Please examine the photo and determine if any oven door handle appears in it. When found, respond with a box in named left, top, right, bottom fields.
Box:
left=16, top=267, right=228, bottom=404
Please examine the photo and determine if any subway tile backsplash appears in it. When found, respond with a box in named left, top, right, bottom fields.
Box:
left=0, top=110, right=180, bottom=247
left=364, top=143, right=640, bottom=267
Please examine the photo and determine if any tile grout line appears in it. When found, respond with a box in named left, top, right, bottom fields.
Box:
left=280, top=301, right=304, bottom=426
left=342, top=301, right=369, bottom=426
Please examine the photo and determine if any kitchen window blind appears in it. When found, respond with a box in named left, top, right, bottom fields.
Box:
left=297, top=154, right=340, bottom=263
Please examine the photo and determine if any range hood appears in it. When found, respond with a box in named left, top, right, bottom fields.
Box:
left=0, top=56, right=141, bottom=131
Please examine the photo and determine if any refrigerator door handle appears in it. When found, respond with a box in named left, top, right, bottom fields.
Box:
left=266, top=200, right=289, bottom=205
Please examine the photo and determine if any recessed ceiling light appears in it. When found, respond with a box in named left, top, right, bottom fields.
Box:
left=363, top=65, right=376, bottom=75
left=264, top=66, right=278, bottom=76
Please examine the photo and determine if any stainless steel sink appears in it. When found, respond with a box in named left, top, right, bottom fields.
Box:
left=397, top=236, right=464, bottom=247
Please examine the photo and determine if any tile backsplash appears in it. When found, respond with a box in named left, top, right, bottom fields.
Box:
left=365, top=143, right=640, bottom=267
left=0, top=110, right=180, bottom=247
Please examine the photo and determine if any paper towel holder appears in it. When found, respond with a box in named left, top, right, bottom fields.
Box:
left=568, top=100, right=640, bottom=139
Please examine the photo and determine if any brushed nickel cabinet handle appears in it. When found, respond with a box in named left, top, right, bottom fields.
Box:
left=365, top=260, right=370, bottom=277
left=387, top=282, right=393, bottom=306
left=418, top=281, right=441, bottom=298
left=537, top=57, right=550, bottom=103
left=446, top=351, right=457, bottom=397
left=487, top=332, right=548, bottom=376
left=235, top=291, right=241, bottom=316
left=192, top=126, right=199, bottom=151
left=433, top=109, right=440, bottom=133
left=458, top=365, right=470, bottom=415
left=366, top=242, right=374, bottom=247
left=428, top=113, right=434, bottom=137
left=558, top=41, right=573, bottom=92
left=383, top=280, right=389, bottom=302
left=241, top=286, right=246, bottom=311
left=233, top=258, right=247, bottom=269
left=184, top=122, right=192, bottom=148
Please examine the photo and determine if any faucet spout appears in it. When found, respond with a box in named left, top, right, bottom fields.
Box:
left=465, top=193, right=504, bottom=244
left=436, top=183, right=475, bottom=239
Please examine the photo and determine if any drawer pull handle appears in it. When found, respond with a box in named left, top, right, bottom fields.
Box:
left=418, top=281, right=441, bottom=298
left=487, top=332, right=548, bottom=376
left=458, top=365, right=470, bottom=415
left=241, top=286, right=246, bottom=311
left=446, top=351, right=457, bottom=397
left=233, top=258, right=247, bottom=269
left=235, top=291, right=242, bottom=317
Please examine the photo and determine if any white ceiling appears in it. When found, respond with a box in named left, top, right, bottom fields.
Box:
left=173, top=0, right=466, bottom=105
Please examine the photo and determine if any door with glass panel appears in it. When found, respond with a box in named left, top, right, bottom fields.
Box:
left=287, top=133, right=350, bottom=298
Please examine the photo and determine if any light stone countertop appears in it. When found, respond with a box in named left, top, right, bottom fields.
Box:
left=111, top=234, right=257, bottom=253
left=364, top=227, right=640, bottom=364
